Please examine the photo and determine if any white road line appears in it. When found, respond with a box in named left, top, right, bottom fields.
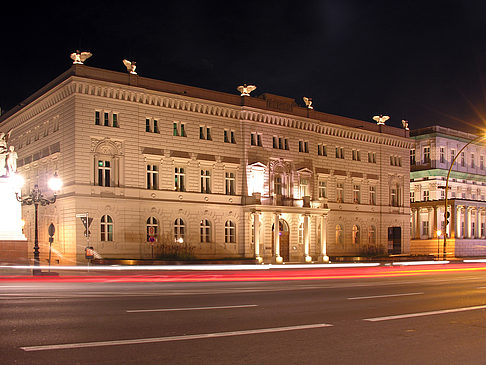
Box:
left=363, top=304, right=486, bottom=322
left=348, top=292, right=423, bottom=300
left=126, top=304, right=258, bottom=313
left=20, top=323, right=333, bottom=351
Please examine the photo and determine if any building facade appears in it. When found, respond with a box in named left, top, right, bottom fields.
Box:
left=410, top=125, right=486, bottom=257
left=0, top=65, right=411, bottom=265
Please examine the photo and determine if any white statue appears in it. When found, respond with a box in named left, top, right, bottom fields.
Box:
left=123, top=59, right=137, bottom=74
left=372, top=114, right=390, bottom=125
left=0, top=132, right=9, bottom=177
left=6, top=146, right=17, bottom=175
left=70, top=50, right=92, bottom=65
left=237, top=84, right=256, bottom=96
left=402, top=119, right=410, bottom=130
left=303, top=96, right=313, bottom=109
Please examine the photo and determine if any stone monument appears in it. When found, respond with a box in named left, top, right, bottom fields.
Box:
left=0, top=131, right=27, bottom=265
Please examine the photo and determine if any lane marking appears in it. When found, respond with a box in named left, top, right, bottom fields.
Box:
left=127, top=304, right=258, bottom=313
left=348, top=292, right=423, bottom=300
left=364, top=304, right=486, bottom=322
left=20, top=323, right=333, bottom=351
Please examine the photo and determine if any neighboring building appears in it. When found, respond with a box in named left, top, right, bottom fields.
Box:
left=410, top=125, right=486, bottom=257
left=0, top=65, right=411, bottom=265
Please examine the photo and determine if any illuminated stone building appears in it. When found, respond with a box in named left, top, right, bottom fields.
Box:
left=0, top=65, right=411, bottom=265
left=410, top=126, right=486, bottom=257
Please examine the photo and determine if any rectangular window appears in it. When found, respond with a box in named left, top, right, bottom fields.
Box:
left=95, top=111, right=101, bottom=125
left=112, top=113, right=118, bottom=128
left=225, top=172, right=236, bottom=195
left=104, top=112, right=109, bottom=127
left=97, top=160, right=111, bottom=187
left=481, top=156, right=484, bottom=170
left=370, top=186, right=376, bottom=205
left=284, top=138, right=289, bottom=150
left=146, top=165, right=158, bottom=190
left=153, top=120, right=159, bottom=133
left=472, top=153, right=475, bottom=168
left=335, top=147, right=344, bottom=159
left=173, top=122, right=185, bottom=137
left=318, top=181, right=327, bottom=198
left=299, top=177, right=310, bottom=198
left=423, top=146, right=430, bottom=163
left=224, top=130, right=230, bottom=143
left=274, top=176, right=283, bottom=196
left=422, top=221, right=429, bottom=236
left=423, top=190, right=430, bottom=201
left=273, top=136, right=277, bottom=149
left=451, top=149, right=456, bottom=165
left=353, top=184, right=361, bottom=204
left=410, top=191, right=415, bottom=203
left=250, top=133, right=256, bottom=146
left=410, top=149, right=415, bottom=165
left=279, top=137, right=283, bottom=149
left=440, top=147, right=445, bottom=163
left=146, top=119, right=151, bottom=132
left=461, top=152, right=465, bottom=167
left=257, top=134, right=262, bottom=146
left=231, top=131, right=236, bottom=144
left=336, top=182, right=344, bottom=203
left=174, top=167, right=185, bottom=192
left=299, top=141, right=309, bottom=153
left=200, top=170, right=211, bottom=194
left=352, top=150, right=361, bottom=161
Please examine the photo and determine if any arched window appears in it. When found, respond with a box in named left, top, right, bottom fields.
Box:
left=101, top=215, right=113, bottom=241
left=225, top=220, right=236, bottom=243
left=368, top=225, right=376, bottom=244
left=298, top=222, right=304, bottom=244
left=200, top=219, right=211, bottom=243
left=336, top=224, right=343, bottom=245
left=352, top=225, right=360, bottom=245
left=174, top=218, right=185, bottom=242
left=146, top=217, right=158, bottom=241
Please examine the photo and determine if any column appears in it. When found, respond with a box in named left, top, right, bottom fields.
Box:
left=253, top=212, right=262, bottom=263
left=416, top=208, right=422, bottom=239
left=476, top=208, right=481, bottom=239
left=465, top=206, right=470, bottom=238
left=456, top=206, right=462, bottom=239
left=433, top=206, right=438, bottom=238
left=273, top=212, right=282, bottom=263
left=428, top=208, right=434, bottom=239
left=303, top=214, right=311, bottom=263
left=449, top=205, right=455, bottom=238
left=411, top=209, right=416, bottom=239
left=319, top=215, right=329, bottom=262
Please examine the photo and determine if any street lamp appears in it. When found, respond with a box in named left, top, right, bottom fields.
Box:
left=436, top=229, right=442, bottom=260
left=444, top=134, right=486, bottom=260
left=16, top=173, right=62, bottom=275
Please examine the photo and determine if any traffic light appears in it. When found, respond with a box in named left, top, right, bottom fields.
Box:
left=445, top=211, right=451, bottom=227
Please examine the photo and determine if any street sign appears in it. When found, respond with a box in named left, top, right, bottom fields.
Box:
left=48, top=223, right=55, bottom=237
left=76, top=213, right=88, bottom=218
left=85, top=246, right=95, bottom=259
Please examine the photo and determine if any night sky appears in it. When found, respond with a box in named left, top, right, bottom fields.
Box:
left=2, top=1, right=486, bottom=133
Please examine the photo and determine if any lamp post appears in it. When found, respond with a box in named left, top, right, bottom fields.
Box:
left=444, top=135, right=486, bottom=260
left=16, top=173, right=62, bottom=275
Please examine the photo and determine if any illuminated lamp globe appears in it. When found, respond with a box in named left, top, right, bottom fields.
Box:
left=48, top=173, right=63, bottom=192
left=10, top=173, right=24, bottom=189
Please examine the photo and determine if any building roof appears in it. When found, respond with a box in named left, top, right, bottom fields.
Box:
left=0, top=65, right=409, bottom=138
left=410, top=125, right=480, bottom=142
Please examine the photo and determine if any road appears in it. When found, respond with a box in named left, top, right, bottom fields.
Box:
left=2, top=264, right=486, bottom=364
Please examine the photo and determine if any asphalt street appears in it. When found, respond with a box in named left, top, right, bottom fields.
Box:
left=2, top=266, right=486, bottom=364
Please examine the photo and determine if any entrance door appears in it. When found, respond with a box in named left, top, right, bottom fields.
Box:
left=272, top=219, right=290, bottom=262
left=388, top=227, right=402, bottom=255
